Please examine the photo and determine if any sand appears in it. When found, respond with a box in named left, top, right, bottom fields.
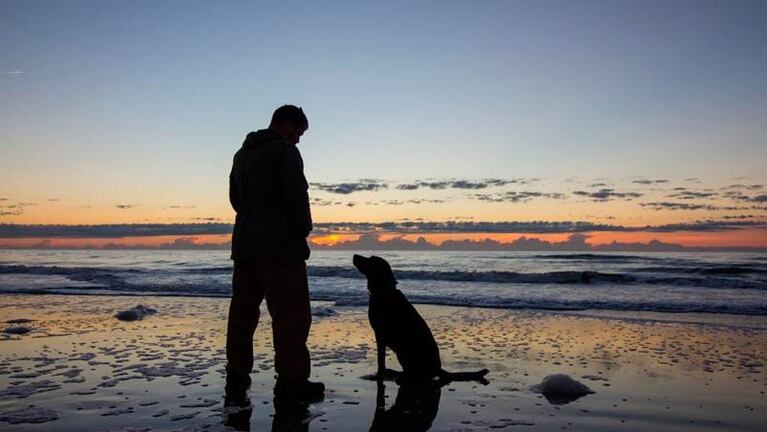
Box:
left=0, top=294, right=765, bottom=431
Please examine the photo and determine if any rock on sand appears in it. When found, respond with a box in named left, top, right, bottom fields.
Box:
left=115, top=305, right=157, bottom=321
left=531, top=373, right=594, bottom=405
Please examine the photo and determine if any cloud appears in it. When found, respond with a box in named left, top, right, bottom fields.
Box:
left=0, top=223, right=232, bottom=238
left=723, top=183, right=763, bottom=190
left=115, top=204, right=141, bottom=209
left=314, top=197, right=445, bottom=206
left=472, top=191, right=566, bottom=203
left=721, top=214, right=761, bottom=220
left=640, top=202, right=747, bottom=211
left=572, top=189, right=642, bottom=201
left=395, top=183, right=421, bottom=190
left=163, top=205, right=196, bottom=209
left=311, top=180, right=388, bottom=194
left=0, top=202, right=25, bottom=216
left=155, top=237, right=228, bottom=250
left=311, top=198, right=343, bottom=206
left=3, top=70, right=24, bottom=75
left=396, top=181, right=451, bottom=190
left=720, top=190, right=767, bottom=203
left=405, top=199, right=445, bottom=204
left=395, top=178, right=536, bottom=191
left=314, top=233, right=438, bottom=250
left=665, top=190, right=718, bottom=200
left=631, top=179, right=669, bottom=185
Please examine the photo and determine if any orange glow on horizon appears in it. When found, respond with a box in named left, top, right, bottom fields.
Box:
left=312, top=234, right=342, bottom=246
left=1, top=229, right=765, bottom=249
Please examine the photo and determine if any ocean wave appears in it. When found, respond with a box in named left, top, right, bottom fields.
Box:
left=0, top=264, right=146, bottom=276
left=306, top=265, right=635, bottom=284
left=1, top=286, right=765, bottom=316
left=529, top=253, right=657, bottom=261
left=2, top=263, right=765, bottom=290
left=634, top=265, right=767, bottom=275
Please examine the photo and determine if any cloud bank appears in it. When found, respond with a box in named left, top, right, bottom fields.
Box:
left=311, top=233, right=764, bottom=252
left=2, top=219, right=765, bottom=239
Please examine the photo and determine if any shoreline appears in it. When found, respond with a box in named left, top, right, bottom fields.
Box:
left=2, top=291, right=767, bottom=327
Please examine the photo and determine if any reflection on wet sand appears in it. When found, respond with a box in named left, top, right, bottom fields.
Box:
left=224, top=389, right=322, bottom=431
left=370, top=380, right=441, bottom=431
left=223, top=397, right=252, bottom=431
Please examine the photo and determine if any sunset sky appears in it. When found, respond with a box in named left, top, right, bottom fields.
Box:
left=1, top=0, right=766, bottom=249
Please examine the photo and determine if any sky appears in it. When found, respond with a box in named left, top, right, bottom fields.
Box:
left=1, top=0, right=766, bottom=249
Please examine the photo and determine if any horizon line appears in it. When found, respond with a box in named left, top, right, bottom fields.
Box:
left=2, top=233, right=766, bottom=253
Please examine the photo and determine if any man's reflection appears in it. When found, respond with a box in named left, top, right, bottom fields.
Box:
left=369, top=380, right=442, bottom=431
left=224, top=389, right=319, bottom=432
left=271, top=398, right=313, bottom=432
left=223, top=396, right=253, bottom=431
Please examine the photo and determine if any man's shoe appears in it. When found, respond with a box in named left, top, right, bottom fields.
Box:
left=273, top=378, right=325, bottom=402
left=225, top=372, right=252, bottom=400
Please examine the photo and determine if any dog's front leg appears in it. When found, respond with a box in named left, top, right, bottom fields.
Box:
left=374, top=334, right=400, bottom=381
left=376, top=334, right=386, bottom=378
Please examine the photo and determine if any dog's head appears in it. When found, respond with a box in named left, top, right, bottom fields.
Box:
left=353, top=254, right=397, bottom=291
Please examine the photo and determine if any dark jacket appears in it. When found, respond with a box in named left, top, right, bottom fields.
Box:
left=229, top=129, right=312, bottom=262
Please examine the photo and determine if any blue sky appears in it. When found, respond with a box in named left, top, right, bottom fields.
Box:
left=1, top=0, right=766, bottom=235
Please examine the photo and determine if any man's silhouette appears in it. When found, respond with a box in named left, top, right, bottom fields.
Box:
left=226, top=105, right=324, bottom=402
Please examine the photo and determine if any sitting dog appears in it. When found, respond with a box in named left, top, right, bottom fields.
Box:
left=353, top=254, right=489, bottom=384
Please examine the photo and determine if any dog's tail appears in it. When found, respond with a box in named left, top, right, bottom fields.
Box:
left=439, top=368, right=489, bottom=383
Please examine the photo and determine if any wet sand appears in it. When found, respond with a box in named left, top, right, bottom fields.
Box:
left=1, top=294, right=766, bottom=431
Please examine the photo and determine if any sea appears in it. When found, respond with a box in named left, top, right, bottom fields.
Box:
left=1, top=249, right=766, bottom=316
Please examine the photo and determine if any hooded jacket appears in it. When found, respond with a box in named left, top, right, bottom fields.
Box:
left=229, top=129, right=312, bottom=262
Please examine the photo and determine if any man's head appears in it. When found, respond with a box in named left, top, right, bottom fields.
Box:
left=269, top=105, right=308, bottom=145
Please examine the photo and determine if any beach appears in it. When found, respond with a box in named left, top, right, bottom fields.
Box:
left=1, top=293, right=765, bottom=431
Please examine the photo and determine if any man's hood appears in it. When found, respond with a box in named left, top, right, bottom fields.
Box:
left=242, top=129, right=285, bottom=150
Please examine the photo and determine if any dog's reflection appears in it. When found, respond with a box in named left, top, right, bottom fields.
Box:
left=223, top=395, right=316, bottom=432
left=370, top=380, right=442, bottom=432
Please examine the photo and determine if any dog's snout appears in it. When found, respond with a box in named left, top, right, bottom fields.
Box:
left=353, top=254, right=368, bottom=273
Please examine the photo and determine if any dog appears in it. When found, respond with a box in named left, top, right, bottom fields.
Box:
left=353, top=254, right=489, bottom=384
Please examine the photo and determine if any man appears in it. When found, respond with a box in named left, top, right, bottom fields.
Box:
left=226, top=105, right=324, bottom=402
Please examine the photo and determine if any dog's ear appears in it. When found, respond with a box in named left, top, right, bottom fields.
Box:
left=369, top=255, right=398, bottom=286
